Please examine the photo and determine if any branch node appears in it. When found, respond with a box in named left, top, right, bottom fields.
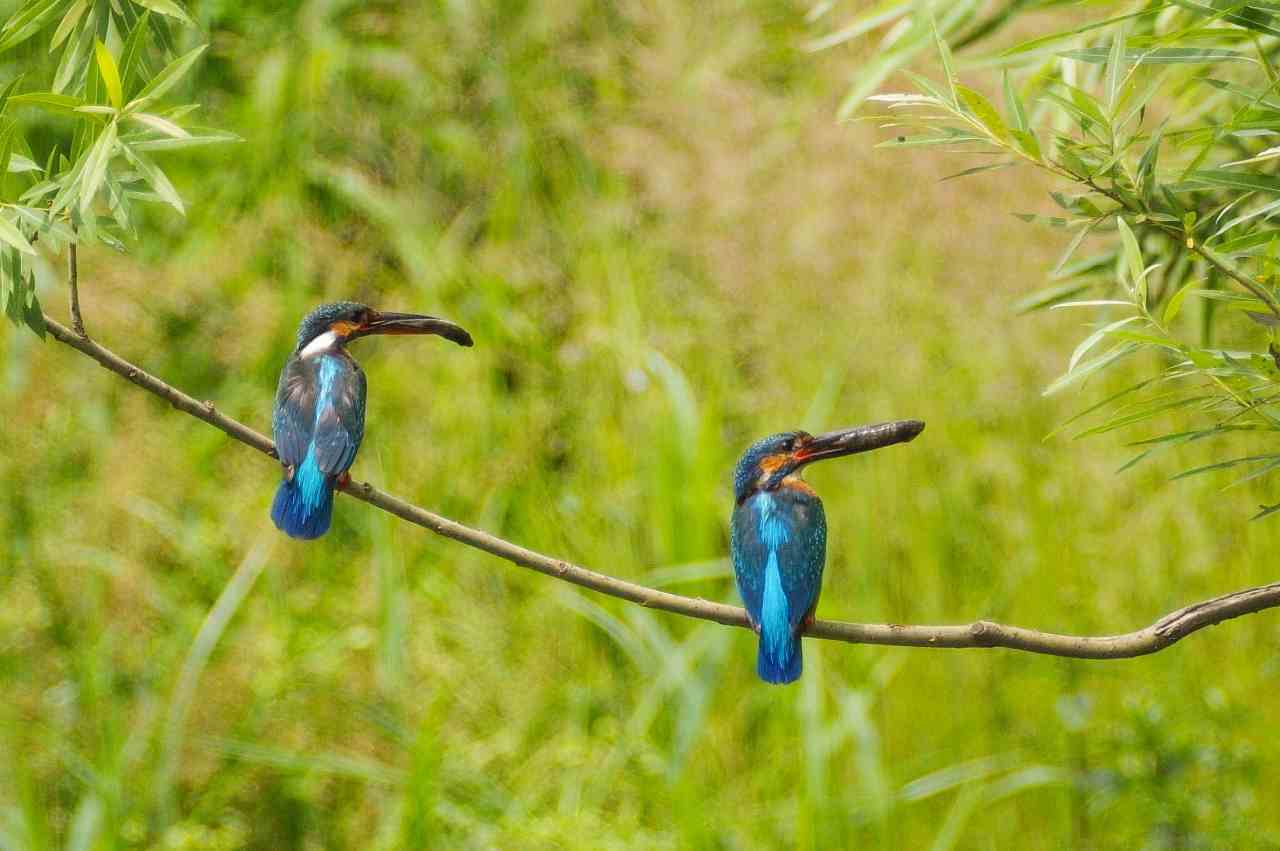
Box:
left=970, top=620, right=998, bottom=645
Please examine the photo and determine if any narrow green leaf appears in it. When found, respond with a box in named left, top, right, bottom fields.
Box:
left=1169, top=0, right=1280, bottom=39
left=1136, top=120, right=1165, bottom=203
left=52, top=19, right=92, bottom=93
left=79, top=120, right=117, bottom=214
left=931, top=16, right=957, bottom=106
left=998, top=9, right=1155, bottom=58
left=1002, top=70, right=1026, bottom=133
left=1105, top=30, right=1125, bottom=114
left=1068, top=316, right=1140, bottom=374
left=1060, top=47, right=1252, bottom=64
left=0, top=75, right=21, bottom=117
left=1212, top=197, right=1280, bottom=238
left=131, top=0, right=191, bottom=24
left=1011, top=281, right=1092, bottom=314
left=0, top=124, right=16, bottom=184
left=127, top=111, right=187, bottom=138
left=50, top=0, right=88, bottom=51
left=23, top=272, right=43, bottom=338
left=1064, top=84, right=1108, bottom=128
left=94, top=39, right=123, bottom=109
left=127, top=43, right=206, bottom=110
left=1053, top=218, right=1097, bottom=275
left=1163, top=279, right=1198, bottom=324
left=805, top=0, right=911, bottom=52
left=119, top=10, right=151, bottom=97
left=0, top=211, right=36, bottom=255
left=1172, top=454, right=1280, bottom=480
left=128, top=129, right=240, bottom=151
left=1116, top=216, right=1144, bottom=292
left=956, top=84, right=1009, bottom=142
left=0, top=0, right=62, bottom=53
left=1011, top=128, right=1041, bottom=160
left=939, top=160, right=1016, bottom=182
left=1044, top=343, right=1138, bottom=396
left=9, top=91, right=84, bottom=112
left=120, top=141, right=183, bottom=214
left=1188, top=168, right=1280, bottom=194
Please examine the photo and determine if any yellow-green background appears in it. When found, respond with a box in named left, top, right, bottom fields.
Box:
left=1, top=1, right=1276, bottom=847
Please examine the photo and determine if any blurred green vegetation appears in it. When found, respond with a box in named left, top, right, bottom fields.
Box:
left=2, top=1, right=1280, bottom=847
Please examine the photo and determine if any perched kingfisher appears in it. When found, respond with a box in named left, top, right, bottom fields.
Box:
left=730, top=420, right=924, bottom=684
left=271, top=301, right=473, bottom=539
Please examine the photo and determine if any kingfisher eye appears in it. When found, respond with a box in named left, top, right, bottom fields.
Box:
left=782, top=438, right=796, bottom=451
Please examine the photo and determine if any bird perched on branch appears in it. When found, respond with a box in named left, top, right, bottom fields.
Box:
left=271, top=301, right=473, bottom=539
left=730, top=420, right=925, bottom=683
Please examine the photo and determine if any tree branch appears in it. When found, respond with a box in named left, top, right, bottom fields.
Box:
left=40, top=313, right=1280, bottom=660
left=68, top=241, right=85, bottom=338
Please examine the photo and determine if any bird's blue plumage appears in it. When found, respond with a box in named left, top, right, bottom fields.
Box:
left=731, top=486, right=826, bottom=684
left=272, top=351, right=366, bottom=540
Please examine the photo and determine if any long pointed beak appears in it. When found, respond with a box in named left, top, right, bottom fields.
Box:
left=358, top=311, right=474, bottom=347
left=794, top=419, right=925, bottom=465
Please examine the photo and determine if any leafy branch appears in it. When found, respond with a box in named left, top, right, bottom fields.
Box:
left=0, top=0, right=236, bottom=340
left=850, top=1, right=1280, bottom=512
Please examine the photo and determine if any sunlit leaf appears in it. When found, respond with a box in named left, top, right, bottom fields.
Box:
left=79, top=120, right=118, bottom=214
left=9, top=91, right=84, bottom=112
left=1163, top=279, right=1199, bottom=324
left=127, top=43, right=206, bottom=110
left=1060, top=47, right=1253, bottom=65
left=1115, top=216, right=1144, bottom=295
left=0, top=210, right=36, bottom=255
left=0, top=0, right=62, bottom=53
left=120, top=141, right=183, bottom=214
left=94, top=39, right=123, bottom=109
left=50, top=0, right=87, bottom=51
left=1187, top=168, right=1280, bottom=194
left=131, top=0, right=191, bottom=25
left=956, top=84, right=1009, bottom=142
left=127, top=112, right=188, bottom=138
left=1069, top=316, right=1140, bottom=374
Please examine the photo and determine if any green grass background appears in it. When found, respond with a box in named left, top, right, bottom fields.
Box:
left=1, top=1, right=1278, bottom=847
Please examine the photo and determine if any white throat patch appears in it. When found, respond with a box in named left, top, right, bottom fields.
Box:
left=300, top=329, right=341, bottom=358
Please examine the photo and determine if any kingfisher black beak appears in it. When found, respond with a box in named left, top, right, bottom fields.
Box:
left=794, top=419, right=925, bottom=465
left=358, top=311, right=474, bottom=347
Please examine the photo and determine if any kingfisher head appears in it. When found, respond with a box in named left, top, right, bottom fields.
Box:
left=732, top=420, right=925, bottom=503
left=294, top=301, right=474, bottom=356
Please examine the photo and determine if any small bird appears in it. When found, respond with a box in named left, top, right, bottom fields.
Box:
left=271, top=301, right=473, bottom=539
left=730, top=420, right=924, bottom=683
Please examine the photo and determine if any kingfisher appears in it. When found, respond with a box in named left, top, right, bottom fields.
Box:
left=730, top=419, right=924, bottom=684
left=271, top=301, right=473, bottom=539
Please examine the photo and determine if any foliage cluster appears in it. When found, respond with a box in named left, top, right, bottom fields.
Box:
left=0, top=0, right=232, bottom=338
left=844, top=0, right=1280, bottom=512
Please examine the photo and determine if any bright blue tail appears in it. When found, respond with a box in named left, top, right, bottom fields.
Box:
left=271, top=450, right=333, bottom=540
left=757, top=632, right=802, bottom=684
left=756, top=553, right=802, bottom=683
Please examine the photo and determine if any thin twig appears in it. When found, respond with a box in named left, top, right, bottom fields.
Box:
left=40, top=313, right=1280, bottom=660
left=68, top=240, right=85, bottom=337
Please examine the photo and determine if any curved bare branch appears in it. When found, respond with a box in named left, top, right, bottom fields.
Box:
left=42, top=314, right=1280, bottom=660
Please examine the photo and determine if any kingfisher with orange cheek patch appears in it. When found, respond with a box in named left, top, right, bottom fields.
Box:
left=271, top=301, right=473, bottom=539
left=730, top=420, right=924, bottom=683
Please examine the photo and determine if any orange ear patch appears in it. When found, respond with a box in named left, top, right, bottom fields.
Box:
left=331, top=320, right=360, bottom=337
left=758, top=454, right=787, bottom=475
